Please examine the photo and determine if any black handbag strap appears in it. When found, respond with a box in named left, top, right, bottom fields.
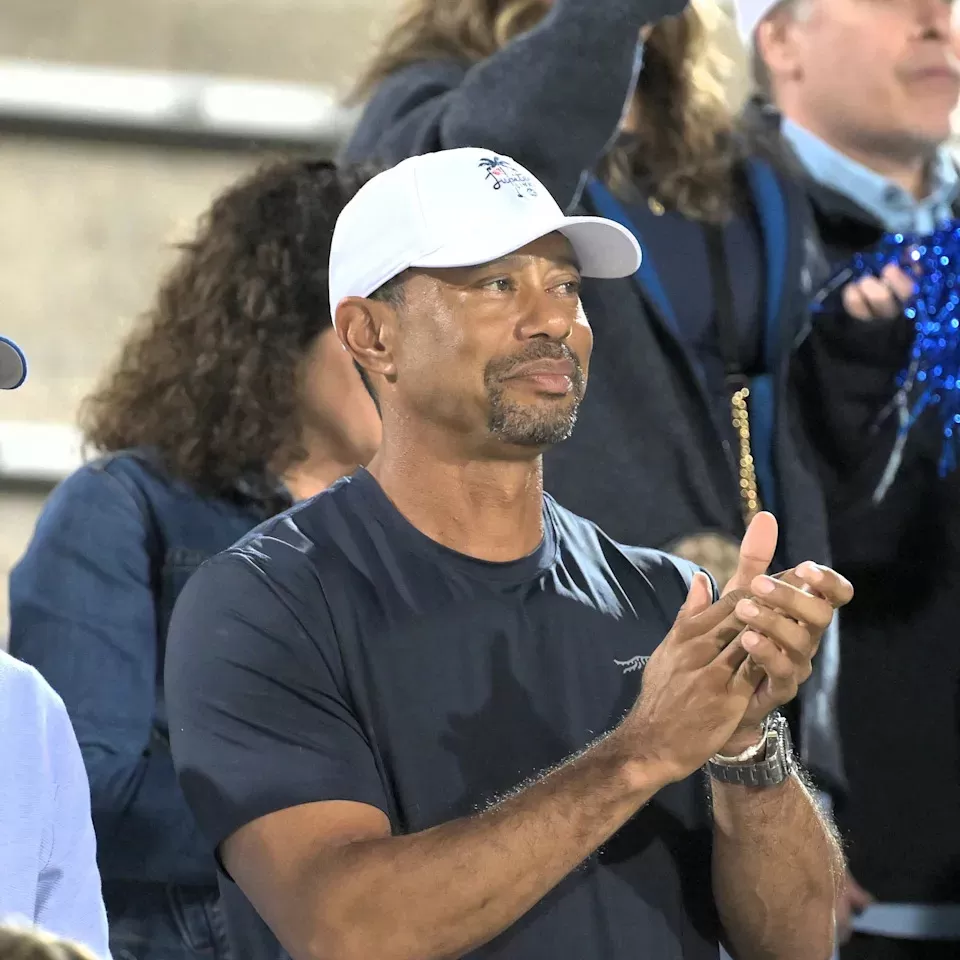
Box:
left=704, top=224, right=745, bottom=391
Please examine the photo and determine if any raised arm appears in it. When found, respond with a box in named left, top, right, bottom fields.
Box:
left=343, top=0, right=688, bottom=209
left=9, top=463, right=214, bottom=884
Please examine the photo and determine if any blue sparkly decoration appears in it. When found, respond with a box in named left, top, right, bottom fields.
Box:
left=816, top=220, right=960, bottom=501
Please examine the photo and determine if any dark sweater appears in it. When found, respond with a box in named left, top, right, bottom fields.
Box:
left=743, top=97, right=960, bottom=904
left=620, top=198, right=764, bottom=454
left=342, top=0, right=842, bottom=792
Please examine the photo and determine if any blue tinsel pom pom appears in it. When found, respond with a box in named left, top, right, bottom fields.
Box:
left=818, top=220, right=960, bottom=496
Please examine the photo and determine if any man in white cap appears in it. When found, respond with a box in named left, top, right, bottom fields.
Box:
left=165, top=147, right=850, bottom=960
left=738, top=2, right=960, bottom=958
left=0, top=338, right=111, bottom=957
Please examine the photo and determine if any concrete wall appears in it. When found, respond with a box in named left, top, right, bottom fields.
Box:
left=0, top=0, right=408, bottom=636
left=0, top=0, right=395, bottom=87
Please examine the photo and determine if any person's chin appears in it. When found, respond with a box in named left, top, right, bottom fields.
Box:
left=902, top=95, right=958, bottom=138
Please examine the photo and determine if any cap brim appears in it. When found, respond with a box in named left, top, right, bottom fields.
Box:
left=411, top=214, right=641, bottom=280
left=557, top=216, right=642, bottom=278
left=0, top=337, right=26, bottom=390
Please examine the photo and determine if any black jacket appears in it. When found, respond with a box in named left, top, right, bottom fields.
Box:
left=742, top=96, right=960, bottom=902
left=341, top=0, right=842, bottom=792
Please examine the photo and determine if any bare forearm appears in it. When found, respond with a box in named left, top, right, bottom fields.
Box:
left=306, top=733, right=666, bottom=960
left=711, top=773, right=844, bottom=960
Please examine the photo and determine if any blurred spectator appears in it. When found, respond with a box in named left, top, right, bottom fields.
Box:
left=8, top=159, right=380, bottom=960
left=0, top=337, right=108, bottom=960
left=0, top=926, right=100, bottom=960
left=0, top=650, right=109, bottom=958
left=740, top=0, right=960, bottom=957
left=342, top=0, right=842, bottom=792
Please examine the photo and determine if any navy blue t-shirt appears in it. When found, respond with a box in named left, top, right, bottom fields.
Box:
left=165, top=469, right=721, bottom=960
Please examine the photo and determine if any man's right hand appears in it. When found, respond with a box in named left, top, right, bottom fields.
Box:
left=618, top=571, right=759, bottom=784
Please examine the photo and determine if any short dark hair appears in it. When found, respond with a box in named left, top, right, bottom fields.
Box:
left=369, top=274, right=407, bottom=309
left=81, top=157, right=381, bottom=498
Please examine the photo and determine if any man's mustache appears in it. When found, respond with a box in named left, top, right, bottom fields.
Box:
left=486, top=341, right=585, bottom=385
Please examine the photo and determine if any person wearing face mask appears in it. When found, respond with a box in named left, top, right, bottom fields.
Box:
left=341, top=0, right=844, bottom=798
left=739, top=0, right=960, bottom=956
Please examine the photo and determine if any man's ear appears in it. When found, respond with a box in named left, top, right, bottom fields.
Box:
left=756, top=7, right=804, bottom=87
left=334, top=297, right=398, bottom=387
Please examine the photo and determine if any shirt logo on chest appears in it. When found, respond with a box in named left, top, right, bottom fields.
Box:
left=614, top=655, right=650, bottom=674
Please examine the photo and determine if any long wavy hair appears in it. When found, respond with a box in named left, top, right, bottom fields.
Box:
left=81, top=158, right=376, bottom=499
left=352, top=0, right=738, bottom=221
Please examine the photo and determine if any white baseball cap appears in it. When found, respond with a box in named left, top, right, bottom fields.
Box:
left=328, top=147, right=642, bottom=319
left=0, top=336, right=26, bottom=390
left=734, top=0, right=783, bottom=41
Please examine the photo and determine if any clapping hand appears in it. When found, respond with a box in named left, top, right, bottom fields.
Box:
left=719, top=513, right=853, bottom=750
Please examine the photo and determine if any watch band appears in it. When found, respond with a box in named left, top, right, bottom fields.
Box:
left=712, top=726, right=767, bottom=764
left=705, top=713, right=794, bottom=788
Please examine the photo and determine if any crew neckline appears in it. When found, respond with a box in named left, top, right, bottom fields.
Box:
left=349, top=467, right=559, bottom=584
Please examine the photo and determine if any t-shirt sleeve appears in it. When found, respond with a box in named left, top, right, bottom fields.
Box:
left=164, top=549, right=389, bottom=852
left=618, top=545, right=720, bottom=616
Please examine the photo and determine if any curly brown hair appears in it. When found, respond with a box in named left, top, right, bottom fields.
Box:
left=604, top=2, right=739, bottom=222
left=352, top=0, right=738, bottom=221
left=81, top=158, right=377, bottom=497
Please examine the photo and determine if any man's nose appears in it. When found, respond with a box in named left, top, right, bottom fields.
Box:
left=914, top=0, right=952, bottom=37
left=516, top=290, right=574, bottom=341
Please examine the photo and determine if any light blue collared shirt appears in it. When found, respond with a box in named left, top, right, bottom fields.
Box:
left=782, top=118, right=959, bottom=234
left=0, top=651, right=111, bottom=958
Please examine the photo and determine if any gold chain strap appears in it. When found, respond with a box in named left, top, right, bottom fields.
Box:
left=647, top=197, right=761, bottom=526
left=730, top=387, right=761, bottom=524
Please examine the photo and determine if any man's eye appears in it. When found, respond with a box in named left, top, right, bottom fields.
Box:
left=482, top=278, right=513, bottom=292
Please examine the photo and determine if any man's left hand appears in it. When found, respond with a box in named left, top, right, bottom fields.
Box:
left=718, top=514, right=854, bottom=751
left=730, top=564, right=852, bottom=734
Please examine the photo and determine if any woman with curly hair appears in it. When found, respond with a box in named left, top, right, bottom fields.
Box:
left=8, top=158, right=380, bottom=960
left=343, top=0, right=843, bottom=794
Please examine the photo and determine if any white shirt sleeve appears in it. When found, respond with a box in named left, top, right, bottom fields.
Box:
left=33, top=684, right=112, bottom=959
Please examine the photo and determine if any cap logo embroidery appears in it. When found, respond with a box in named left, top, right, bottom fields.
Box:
left=478, top=156, right=538, bottom=198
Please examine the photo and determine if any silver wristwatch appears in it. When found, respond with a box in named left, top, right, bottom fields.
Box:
left=705, top=712, right=795, bottom=787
